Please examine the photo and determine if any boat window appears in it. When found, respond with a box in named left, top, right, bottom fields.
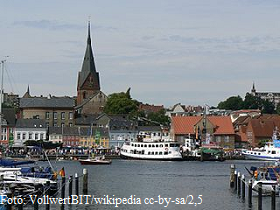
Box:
left=254, top=153, right=256, bottom=155
left=164, top=152, right=168, bottom=155
left=152, top=145, right=155, bottom=147
left=144, top=145, right=147, bottom=147
left=148, top=152, right=150, bottom=155
left=141, top=144, right=143, bottom=147
left=160, top=144, right=163, bottom=147
left=155, top=152, right=158, bottom=155
left=132, top=144, right=134, bottom=147
left=169, top=151, right=172, bottom=154
left=151, top=152, right=154, bottom=155
left=142, top=150, right=145, bottom=154
left=159, top=152, right=162, bottom=155
left=148, top=145, right=151, bottom=147
left=258, top=153, right=261, bottom=155
left=156, top=145, right=159, bottom=147
left=268, top=151, right=271, bottom=154
left=272, top=151, right=276, bottom=154
left=165, top=144, right=168, bottom=147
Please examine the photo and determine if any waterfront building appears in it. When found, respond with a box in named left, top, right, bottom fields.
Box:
left=235, top=115, right=280, bottom=148
left=0, top=108, right=16, bottom=146
left=166, top=103, right=204, bottom=117
left=19, top=95, right=75, bottom=127
left=14, top=119, right=47, bottom=146
left=138, top=126, right=170, bottom=141
left=171, top=116, right=235, bottom=149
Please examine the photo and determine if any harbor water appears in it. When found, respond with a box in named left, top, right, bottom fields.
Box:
left=31, top=159, right=279, bottom=210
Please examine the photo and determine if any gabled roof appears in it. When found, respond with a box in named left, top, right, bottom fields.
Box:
left=208, top=116, right=235, bottom=135
left=172, top=116, right=235, bottom=135
left=250, top=118, right=280, bottom=138
left=48, top=126, right=109, bottom=137
left=20, top=97, right=75, bottom=109
left=172, top=116, right=201, bottom=134
left=138, top=126, right=161, bottom=132
left=16, top=119, right=46, bottom=128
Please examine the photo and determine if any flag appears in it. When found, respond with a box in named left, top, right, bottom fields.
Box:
left=59, top=167, right=65, bottom=177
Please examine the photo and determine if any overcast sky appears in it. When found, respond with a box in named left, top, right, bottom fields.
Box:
left=1, top=0, right=280, bottom=107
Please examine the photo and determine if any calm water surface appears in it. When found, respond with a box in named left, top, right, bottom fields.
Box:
left=34, top=159, right=279, bottom=210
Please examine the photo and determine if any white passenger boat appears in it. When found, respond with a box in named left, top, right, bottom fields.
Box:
left=242, top=128, right=280, bottom=161
left=120, top=139, right=183, bottom=161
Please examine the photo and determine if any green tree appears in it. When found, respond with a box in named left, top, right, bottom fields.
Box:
left=243, top=93, right=263, bottom=109
left=262, top=99, right=275, bottom=114
left=276, top=104, right=280, bottom=115
left=217, top=96, right=243, bottom=110
left=147, top=109, right=170, bottom=126
left=103, top=89, right=139, bottom=115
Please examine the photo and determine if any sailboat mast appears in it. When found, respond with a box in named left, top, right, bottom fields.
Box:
left=0, top=60, right=4, bottom=145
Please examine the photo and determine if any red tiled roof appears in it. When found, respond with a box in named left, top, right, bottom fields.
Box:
left=172, top=116, right=235, bottom=135
left=208, top=116, right=235, bottom=135
left=139, top=104, right=164, bottom=113
left=172, top=116, right=201, bottom=134
left=250, top=118, right=280, bottom=137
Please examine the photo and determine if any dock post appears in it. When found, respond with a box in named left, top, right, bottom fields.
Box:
left=69, top=175, right=73, bottom=202
left=248, top=179, right=252, bottom=208
left=6, top=191, right=12, bottom=210
left=241, top=174, right=245, bottom=200
left=83, top=168, right=88, bottom=194
left=34, top=184, right=40, bottom=210
left=258, top=182, right=262, bottom=210
left=200, top=151, right=204, bottom=162
left=75, top=173, right=79, bottom=195
left=61, top=176, right=66, bottom=198
left=271, top=185, right=276, bottom=210
left=45, top=181, right=50, bottom=210
left=230, top=164, right=235, bottom=188
left=234, top=171, right=237, bottom=191
left=237, top=172, right=241, bottom=196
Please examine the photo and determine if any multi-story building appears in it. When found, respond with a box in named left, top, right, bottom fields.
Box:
left=14, top=119, right=47, bottom=146
left=19, top=95, right=75, bottom=127
left=0, top=108, right=16, bottom=146
left=171, top=116, right=235, bottom=149
left=251, top=83, right=280, bottom=108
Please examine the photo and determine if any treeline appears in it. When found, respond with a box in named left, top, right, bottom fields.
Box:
left=217, top=93, right=280, bottom=114
left=103, top=88, right=170, bottom=126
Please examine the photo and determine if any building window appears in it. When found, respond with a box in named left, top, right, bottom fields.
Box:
left=83, top=91, right=86, bottom=99
left=53, top=112, right=57, bottom=120
left=46, top=112, right=50, bottom=119
left=69, top=123, right=72, bottom=127
left=46, top=122, right=49, bottom=127
left=17, top=133, right=21, bottom=140
left=29, top=133, right=32, bottom=140
left=61, top=112, right=65, bottom=120
left=54, top=122, right=57, bottom=127
left=224, top=136, right=230, bottom=143
left=35, top=133, right=38, bottom=140
left=40, top=133, right=44, bottom=140
left=23, top=133, right=26, bottom=140
left=69, top=112, right=73, bottom=120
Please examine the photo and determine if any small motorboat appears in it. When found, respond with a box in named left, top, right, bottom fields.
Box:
left=79, top=155, right=112, bottom=165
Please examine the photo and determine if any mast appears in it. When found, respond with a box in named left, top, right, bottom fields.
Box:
left=0, top=60, right=5, bottom=145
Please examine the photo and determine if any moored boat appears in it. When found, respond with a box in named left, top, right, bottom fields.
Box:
left=79, top=156, right=112, bottom=165
left=120, top=136, right=182, bottom=161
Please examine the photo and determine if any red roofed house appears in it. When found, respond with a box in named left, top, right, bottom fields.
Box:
left=171, top=116, right=235, bottom=149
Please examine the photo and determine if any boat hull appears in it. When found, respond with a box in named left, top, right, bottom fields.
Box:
left=120, top=153, right=183, bottom=161
left=79, top=159, right=112, bottom=165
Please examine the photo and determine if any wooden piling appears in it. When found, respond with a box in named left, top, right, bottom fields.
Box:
left=234, top=171, right=237, bottom=191
left=241, top=174, right=245, bottom=200
left=258, top=182, right=262, bottom=210
left=237, top=172, right=241, bottom=196
left=61, top=176, right=66, bottom=198
left=248, top=179, right=252, bottom=208
left=45, top=181, right=50, bottom=210
left=83, top=168, right=88, bottom=194
left=200, top=151, right=204, bottom=162
left=69, top=175, right=73, bottom=202
left=271, top=185, right=276, bottom=210
left=18, top=189, right=24, bottom=210
left=75, top=173, right=79, bottom=195
left=230, top=164, right=235, bottom=188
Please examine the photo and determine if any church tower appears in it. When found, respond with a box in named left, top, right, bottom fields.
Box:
left=77, top=21, right=100, bottom=105
left=251, top=82, right=256, bottom=96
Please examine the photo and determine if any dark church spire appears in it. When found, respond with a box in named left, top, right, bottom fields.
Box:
left=87, top=21, right=91, bottom=45
left=23, top=84, right=31, bottom=98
